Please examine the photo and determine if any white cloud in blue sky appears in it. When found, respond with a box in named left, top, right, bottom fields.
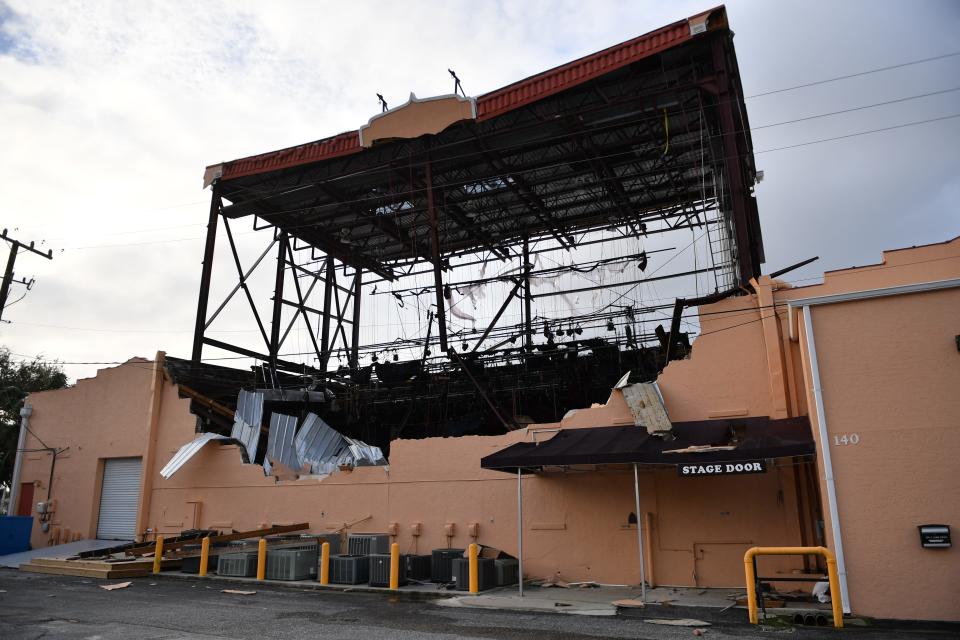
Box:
left=0, top=0, right=958, bottom=380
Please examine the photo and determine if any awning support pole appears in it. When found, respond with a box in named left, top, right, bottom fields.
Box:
left=517, top=467, right=524, bottom=597
left=633, top=463, right=646, bottom=603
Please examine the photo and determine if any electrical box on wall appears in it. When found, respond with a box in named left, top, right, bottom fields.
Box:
left=918, top=524, right=951, bottom=549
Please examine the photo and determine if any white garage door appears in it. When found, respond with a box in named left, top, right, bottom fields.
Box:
left=96, top=457, right=142, bottom=540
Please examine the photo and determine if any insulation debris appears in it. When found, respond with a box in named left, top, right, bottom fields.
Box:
left=99, top=581, right=132, bottom=591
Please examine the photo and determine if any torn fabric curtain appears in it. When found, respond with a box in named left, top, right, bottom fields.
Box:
left=480, top=416, right=814, bottom=473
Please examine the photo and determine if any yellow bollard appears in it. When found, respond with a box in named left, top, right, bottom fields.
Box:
left=256, top=537, right=267, bottom=581
left=825, top=554, right=844, bottom=629
left=389, top=542, right=400, bottom=590
left=468, top=543, right=479, bottom=594
left=199, top=537, right=210, bottom=577
left=320, top=542, right=330, bottom=585
left=152, top=535, right=164, bottom=575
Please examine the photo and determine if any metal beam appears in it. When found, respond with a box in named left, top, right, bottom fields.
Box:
left=192, top=185, right=221, bottom=361
left=350, top=269, right=362, bottom=368
left=471, top=278, right=523, bottom=353
left=269, top=231, right=288, bottom=367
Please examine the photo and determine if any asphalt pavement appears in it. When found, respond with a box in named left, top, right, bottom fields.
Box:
left=0, top=570, right=952, bottom=639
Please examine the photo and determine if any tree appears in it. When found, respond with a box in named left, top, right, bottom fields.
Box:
left=0, top=347, right=68, bottom=489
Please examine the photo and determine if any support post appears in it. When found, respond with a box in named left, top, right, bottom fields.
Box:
left=320, top=541, right=330, bottom=584
left=199, top=537, right=210, bottom=577
left=468, top=543, right=479, bottom=594
left=522, top=237, right=532, bottom=351
left=425, top=157, right=448, bottom=352
left=192, top=184, right=221, bottom=361
left=350, top=269, right=362, bottom=369
left=256, top=537, right=267, bottom=581
left=0, top=242, right=18, bottom=320
left=320, top=257, right=334, bottom=368
left=517, top=468, right=524, bottom=597
left=152, top=536, right=164, bottom=575
left=389, top=542, right=400, bottom=590
left=633, top=464, right=646, bottom=603
left=269, top=232, right=288, bottom=370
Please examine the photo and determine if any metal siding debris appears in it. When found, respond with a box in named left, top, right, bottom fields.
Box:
left=231, top=389, right=264, bottom=461
left=160, top=432, right=232, bottom=479
left=621, top=382, right=672, bottom=434
left=294, top=413, right=347, bottom=474
left=266, top=412, right=300, bottom=471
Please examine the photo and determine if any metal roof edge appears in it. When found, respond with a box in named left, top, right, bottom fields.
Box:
left=212, top=5, right=728, bottom=183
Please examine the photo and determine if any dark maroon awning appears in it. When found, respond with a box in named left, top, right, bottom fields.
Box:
left=480, top=416, right=814, bottom=473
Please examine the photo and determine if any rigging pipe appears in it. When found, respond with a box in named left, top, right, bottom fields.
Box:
left=425, top=154, right=449, bottom=351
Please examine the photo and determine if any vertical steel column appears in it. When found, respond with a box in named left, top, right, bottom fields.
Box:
left=425, top=156, right=448, bottom=352
left=517, top=468, right=524, bottom=597
left=191, top=183, right=221, bottom=362
left=633, top=463, right=647, bottom=602
left=711, top=33, right=761, bottom=285
left=522, top=236, right=532, bottom=351
left=320, top=256, right=334, bottom=369
left=269, top=231, right=288, bottom=367
left=350, top=269, right=362, bottom=369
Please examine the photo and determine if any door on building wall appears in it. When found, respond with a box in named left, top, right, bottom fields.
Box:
left=16, top=482, right=34, bottom=516
left=96, top=458, right=142, bottom=540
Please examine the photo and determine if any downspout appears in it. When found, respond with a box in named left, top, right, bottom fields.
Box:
left=135, top=351, right=166, bottom=542
left=8, top=404, right=32, bottom=514
left=801, top=306, right=851, bottom=613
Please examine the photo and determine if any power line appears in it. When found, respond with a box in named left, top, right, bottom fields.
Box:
left=745, top=51, right=960, bottom=99
left=755, top=113, right=960, bottom=154
left=752, top=86, right=960, bottom=130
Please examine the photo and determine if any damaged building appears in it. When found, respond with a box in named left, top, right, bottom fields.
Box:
left=6, top=6, right=959, bottom=623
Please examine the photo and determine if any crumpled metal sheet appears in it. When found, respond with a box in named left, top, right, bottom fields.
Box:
left=621, top=382, right=672, bottom=434
left=339, top=435, right=387, bottom=467
left=295, top=413, right=347, bottom=474
left=266, top=412, right=300, bottom=471
left=160, top=432, right=232, bottom=479
left=231, top=389, right=264, bottom=461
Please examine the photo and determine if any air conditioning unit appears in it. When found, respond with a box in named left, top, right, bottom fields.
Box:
left=369, top=553, right=407, bottom=587
left=218, top=551, right=259, bottom=577
left=315, top=533, right=342, bottom=555
left=347, top=533, right=390, bottom=556
left=494, top=558, right=519, bottom=586
left=452, top=557, right=496, bottom=591
left=405, top=554, right=432, bottom=581
left=430, top=548, right=465, bottom=583
left=266, top=546, right=319, bottom=581
left=329, top=554, right=369, bottom=584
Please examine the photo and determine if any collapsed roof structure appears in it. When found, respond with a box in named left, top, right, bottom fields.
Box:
left=184, top=6, right=767, bottom=455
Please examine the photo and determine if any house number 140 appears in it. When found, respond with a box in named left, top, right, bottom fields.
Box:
left=833, top=434, right=860, bottom=446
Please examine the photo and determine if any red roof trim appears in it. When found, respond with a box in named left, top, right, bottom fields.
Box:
left=215, top=7, right=723, bottom=183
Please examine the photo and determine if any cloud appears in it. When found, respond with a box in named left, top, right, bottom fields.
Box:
left=1, top=0, right=958, bottom=381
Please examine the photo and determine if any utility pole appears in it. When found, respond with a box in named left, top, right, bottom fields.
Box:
left=0, top=229, right=53, bottom=323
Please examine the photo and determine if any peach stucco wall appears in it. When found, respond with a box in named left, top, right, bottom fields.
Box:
left=145, top=377, right=805, bottom=587
left=786, top=237, right=960, bottom=622
left=18, top=359, right=154, bottom=548
left=17, top=236, right=957, bottom=620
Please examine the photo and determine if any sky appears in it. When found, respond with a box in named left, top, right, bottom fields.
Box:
left=1, top=0, right=958, bottom=382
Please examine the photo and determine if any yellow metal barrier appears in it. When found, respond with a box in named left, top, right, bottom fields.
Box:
left=468, top=543, right=479, bottom=594
left=389, top=542, right=400, bottom=590
left=256, top=537, right=267, bottom=581
left=199, top=537, right=210, bottom=577
left=319, top=541, right=330, bottom=585
left=152, top=535, right=164, bottom=575
left=744, top=546, right=843, bottom=629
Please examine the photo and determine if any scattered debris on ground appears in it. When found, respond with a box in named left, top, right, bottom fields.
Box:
left=99, top=582, right=132, bottom=591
